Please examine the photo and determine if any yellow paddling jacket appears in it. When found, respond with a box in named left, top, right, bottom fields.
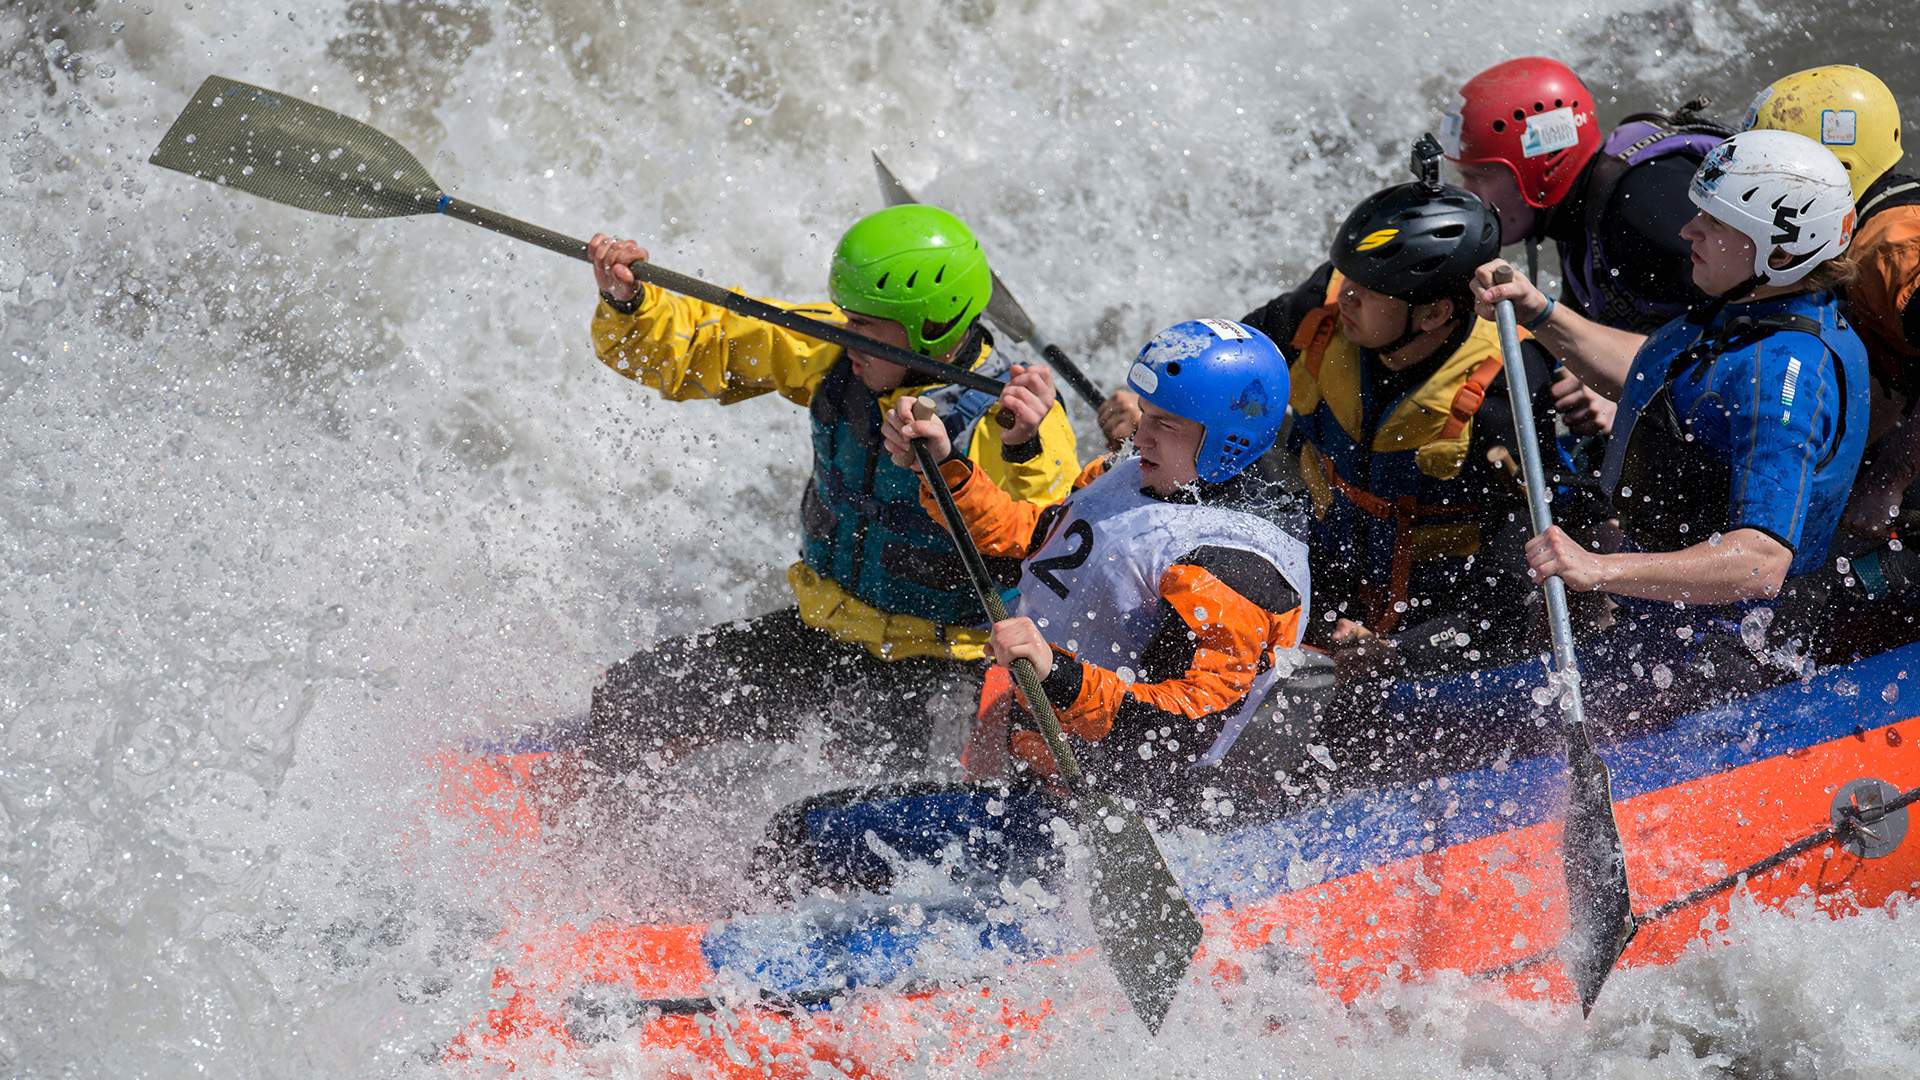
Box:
left=591, top=284, right=1080, bottom=661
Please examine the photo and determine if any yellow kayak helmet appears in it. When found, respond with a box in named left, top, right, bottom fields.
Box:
left=1744, top=65, right=1903, bottom=202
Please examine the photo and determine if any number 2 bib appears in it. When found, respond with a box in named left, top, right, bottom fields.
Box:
left=1017, top=456, right=1311, bottom=681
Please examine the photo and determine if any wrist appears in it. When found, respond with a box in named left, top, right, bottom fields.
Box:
left=1592, top=551, right=1630, bottom=592
left=1522, top=294, right=1557, bottom=332
left=600, top=287, right=642, bottom=315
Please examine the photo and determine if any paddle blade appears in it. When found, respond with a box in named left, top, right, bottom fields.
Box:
left=151, top=75, right=442, bottom=218
left=1561, top=734, right=1635, bottom=1015
left=869, top=151, right=1038, bottom=342
left=1080, top=792, right=1202, bottom=1034
left=871, top=150, right=918, bottom=209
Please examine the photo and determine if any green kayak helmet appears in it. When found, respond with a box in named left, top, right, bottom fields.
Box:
left=828, top=205, right=993, bottom=357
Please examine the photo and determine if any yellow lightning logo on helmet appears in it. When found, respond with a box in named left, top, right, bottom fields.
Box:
left=1354, top=227, right=1400, bottom=252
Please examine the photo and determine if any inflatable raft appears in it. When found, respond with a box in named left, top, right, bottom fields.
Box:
left=434, top=641, right=1920, bottom=1076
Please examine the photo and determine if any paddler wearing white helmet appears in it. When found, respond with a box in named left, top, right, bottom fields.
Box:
left=1473, top=128, right=1869, bottom=627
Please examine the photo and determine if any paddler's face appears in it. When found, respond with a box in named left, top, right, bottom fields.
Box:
left=1455, top=160, right=1538, bottom=243
left=1681, top=211, right=1760, bottom=296
left=1133, top=399, right=1205, bottom=494
left=1336, top=278, right=1415, bottom=350
left=842, top=312, right=912, bottom=392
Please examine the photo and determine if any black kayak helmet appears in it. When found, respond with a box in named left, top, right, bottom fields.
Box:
left=1331, top=134, right=1501, bottom=305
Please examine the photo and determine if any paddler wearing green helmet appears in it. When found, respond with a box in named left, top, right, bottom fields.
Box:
left=583, top=205, right=1080, bottom=776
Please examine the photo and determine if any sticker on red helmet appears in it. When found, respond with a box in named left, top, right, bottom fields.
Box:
left=1439, top=100, right=1466, bottom=157
left=1520, top=107, right=1581, bottom=159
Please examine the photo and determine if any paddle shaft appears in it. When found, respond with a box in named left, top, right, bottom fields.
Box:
left=1034, top=334, right=1108, bottom=410
left=438, top=199, right=1007, bottom=396
left=1491, top=267, right=1588, bottom=729
left=908, top=411, right=1087, bottom=790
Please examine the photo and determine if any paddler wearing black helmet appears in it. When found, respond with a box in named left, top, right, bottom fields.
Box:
left=1248, top=137, right=1590, bottom=683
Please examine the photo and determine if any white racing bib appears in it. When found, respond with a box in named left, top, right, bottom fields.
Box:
left=1016, top=457, right=1311, bottom=767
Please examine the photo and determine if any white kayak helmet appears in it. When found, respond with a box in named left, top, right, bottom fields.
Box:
left=1688, top=128, right=1856, bottom=287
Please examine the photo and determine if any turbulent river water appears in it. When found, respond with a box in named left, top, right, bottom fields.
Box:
left=4, top=1, right=1918, bottom=1076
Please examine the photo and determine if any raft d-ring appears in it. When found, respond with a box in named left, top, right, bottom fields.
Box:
left=1831, top=778, right=1910, bottom=860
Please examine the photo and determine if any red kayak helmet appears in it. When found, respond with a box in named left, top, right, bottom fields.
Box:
left=1441, top=57, right=1602, bottom=210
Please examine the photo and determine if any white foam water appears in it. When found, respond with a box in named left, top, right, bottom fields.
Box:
left=4, top=0, right=1917, bottom=1076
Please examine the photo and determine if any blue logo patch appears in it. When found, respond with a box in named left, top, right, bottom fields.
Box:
left=1232, top=379, right=1268, bottom=419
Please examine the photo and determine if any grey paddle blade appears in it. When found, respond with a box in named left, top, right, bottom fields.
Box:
left=1561, top=734, right=1635, bottom=1015
left=871, top=149, right=918, bottom=210
left=151, top=75, right=442, bottom=218
left=870, top=151, right=1038, bottom=343
left=1081, top=792, right=1202, bottom=1034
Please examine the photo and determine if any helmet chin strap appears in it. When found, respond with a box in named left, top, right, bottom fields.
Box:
left=1686, top=273, right=1769, bottom=324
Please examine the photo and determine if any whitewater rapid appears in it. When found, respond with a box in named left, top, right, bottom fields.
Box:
left=3, top=0, right=1916, bottom=1076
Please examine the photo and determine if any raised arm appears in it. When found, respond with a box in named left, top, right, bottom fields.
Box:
left=587, top=233, right=841, bottom=407
left=1470, top=257, right=1648, bottom=398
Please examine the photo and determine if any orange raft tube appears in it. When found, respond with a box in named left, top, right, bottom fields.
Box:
left=436, top=641, right=1920, bottom=1076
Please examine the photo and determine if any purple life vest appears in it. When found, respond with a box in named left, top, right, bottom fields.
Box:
left=1563, top=118, right=1727, bottom=331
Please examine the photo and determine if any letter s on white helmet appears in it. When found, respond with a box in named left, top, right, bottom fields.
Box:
left=1688, top=129, right=1857, bottom=287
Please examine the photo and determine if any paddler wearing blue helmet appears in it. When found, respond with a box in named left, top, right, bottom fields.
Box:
left=882, top=321, right=1311, bottom=813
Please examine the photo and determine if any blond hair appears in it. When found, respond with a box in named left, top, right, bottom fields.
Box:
left=1797, top=254, right=1860, bottom=294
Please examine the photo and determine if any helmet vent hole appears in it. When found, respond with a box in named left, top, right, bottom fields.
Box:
left=934, top=265, right=945, bottom=283
left=1411, top=255, right=1449, bottom=274
left=1572, top=99, right=1580, bottom=108
left=1742, top=185, right=1761, bottom=203
left=875, top=272, right=890, bottom=290
left=1432, top=223, right=1466, bottom=240
left=906, top=270, right=919, bottom=289
left=1555, top=98, right=1564, bottom=108
left=1512, top=109, right=1527, bottom=122
left=1533, top=101, right=1545, bottom=112
left=1165, top=362, right=1183, bottom=376
left=1492, top=119, right=1507, bottom=133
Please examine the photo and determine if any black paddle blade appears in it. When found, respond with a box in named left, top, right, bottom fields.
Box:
left=1080, top=792, right=1203, bottom=1034
left=1561, top=734, right=1634, bottom=1015
left=150, top=75, right=442, bottom=218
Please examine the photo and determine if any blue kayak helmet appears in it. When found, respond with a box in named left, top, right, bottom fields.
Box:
left=1125, top=319, right=1289, bottom=483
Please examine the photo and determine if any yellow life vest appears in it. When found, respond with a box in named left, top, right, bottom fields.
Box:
left=1286, top=274, right=1515, bottom=633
